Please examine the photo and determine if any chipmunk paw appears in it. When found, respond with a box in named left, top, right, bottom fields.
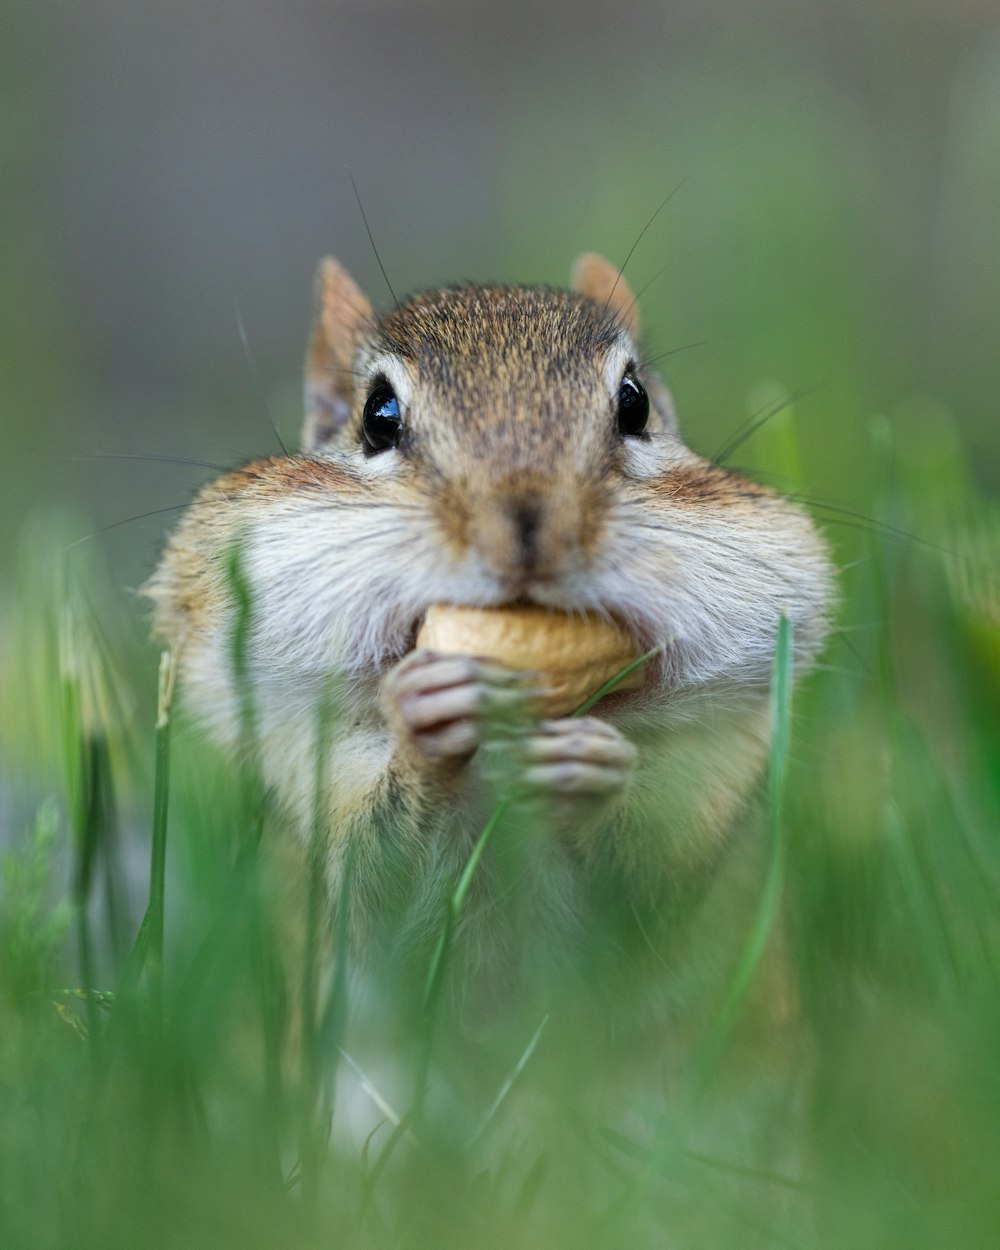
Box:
left=508, top=717, right=637, bottom=799
left=384, top=649, right=540, bottom=764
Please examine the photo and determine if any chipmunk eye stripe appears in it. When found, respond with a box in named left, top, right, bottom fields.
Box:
left=602, top=340, right=636, bottom=396
left=363, top=354, right=413, bottom=409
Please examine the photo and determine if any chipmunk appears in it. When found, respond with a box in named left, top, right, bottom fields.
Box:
left=145, top=253, right=833, bottom=1023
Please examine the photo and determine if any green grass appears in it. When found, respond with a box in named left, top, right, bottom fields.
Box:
left=2, top=410, right=1000, bottom=1249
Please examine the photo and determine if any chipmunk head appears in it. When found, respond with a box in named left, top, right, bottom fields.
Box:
left=302, top=255, right=680, bottom=601
left=149, top=253, right=831, bottom=717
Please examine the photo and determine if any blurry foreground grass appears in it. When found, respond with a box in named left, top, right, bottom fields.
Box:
left=1, top=407, right=1000, bottom=1250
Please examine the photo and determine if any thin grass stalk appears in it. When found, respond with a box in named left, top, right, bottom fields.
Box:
left=60, top=640, right=101, bottom=1058
left=467, top=1012, right=549, bottom=1147
left=225, top=540, right=285, bottom=1186
left=147, top=649, right=177, bottom=1021
left=298, top=682, right=338, bottom=1207
left=317, top=836, right=358, bottom=1133
left=227, top=538, right=257, bottom=764
left=697, top=614, right=793, bottom=1081
left=250, top=877, right=286, bottom=1188
left=97, top=767, right=125, bottom=976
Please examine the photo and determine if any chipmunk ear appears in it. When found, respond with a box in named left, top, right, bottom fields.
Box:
left=573, top=251, right=679, bottom=432
left=303, top=257, right=374, bottom=452
left=571, top=252, right=640, bottom=336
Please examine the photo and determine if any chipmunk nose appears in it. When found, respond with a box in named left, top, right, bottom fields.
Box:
left=471, top=490, right=581, bottom=585
left=512, top=501, right=541, bottom=571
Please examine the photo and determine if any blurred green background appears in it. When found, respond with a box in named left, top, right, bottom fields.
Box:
left=2, top=0, right=1000, bottom=588
left=2, top=3, right=1000, bottom=1248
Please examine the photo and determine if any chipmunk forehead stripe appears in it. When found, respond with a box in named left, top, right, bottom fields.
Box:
left=602, top=340, right=637, bottom=395
left=374, top=285, right=626, bottom=368
left=362, top=353, right=414, bottom=407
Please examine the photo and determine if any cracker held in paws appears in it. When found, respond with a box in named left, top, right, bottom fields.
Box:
left=416, top=604, right=643, bottom=717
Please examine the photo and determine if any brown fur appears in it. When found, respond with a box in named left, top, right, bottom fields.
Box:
left=145, top=254, right=834, bottom=1031
left=653, top=462, right=775, bottom=505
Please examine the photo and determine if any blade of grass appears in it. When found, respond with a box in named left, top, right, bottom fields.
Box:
left=317, top=837, right=358, bottom=1114
left=569, top=643, right=667, bottom=717
left=466, top=1013, right=549, bottom=1147
left=225, top=537, right=285, bottom=1186
left=147, top=649, right=177, bottom=1022
left=298, top=681, right=337, bottom=1209
left=697, top=615, right=793, bottom=1080
left=60, top=613, right=110, bottom=1061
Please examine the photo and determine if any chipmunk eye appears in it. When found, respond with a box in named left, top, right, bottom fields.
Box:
left=617, top=372, right=650, bottom=438
left=362, top=381, right=403, bottom=454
